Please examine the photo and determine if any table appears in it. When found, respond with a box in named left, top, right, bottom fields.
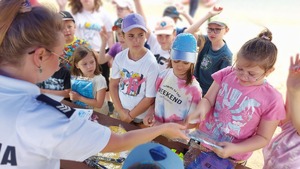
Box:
left=60, top=101, right=250, bottom=169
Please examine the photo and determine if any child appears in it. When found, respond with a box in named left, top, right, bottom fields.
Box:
left=162, top=5, right=194, bottom=35
left=112, top=0, right=135, bottom=19
left=59, top=10, right=89, bottom=70
left=263, top=54, right=300, bottom=169
left=133, top=0, right=177, bottom=71
left=98, top=18, right=126, bottom=114
left=110, top=13, right=159, bottom=123
left=98, top=18, right=127, bottom=65
left=144, top=33, right=202, bottom=127
left=185, top=6, right=232, bottom=96
left=68, top=0, right=114, bottom=50
left=68, top=0, right=114, bottom=114
left=70, top=45, right=107, bottom=109
left=37, top=66, right=71, bottom=100
left=186, top=29, right=286, bottom=163
left=147, top=16, right=177, bottom=71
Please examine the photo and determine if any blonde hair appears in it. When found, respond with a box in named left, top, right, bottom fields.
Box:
left=0, top=0, right=63, bottom=66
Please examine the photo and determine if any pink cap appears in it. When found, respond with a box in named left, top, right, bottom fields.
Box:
left=154, top=17, right=176, bottom=35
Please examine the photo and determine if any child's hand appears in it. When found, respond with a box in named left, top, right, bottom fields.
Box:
left=209, top=6, right=223, bottom=17
left=287, top=54, right=300, bottom=92
left=99, top=26, right=108, bottom=43
left=174, top=2, right=186, bottom=15
left=56, top=0, right=67, bottom=11
left=184, top=111, right=204, bottom=125
left=118, top=108, right=132, bottom=123
left=143, top=113, right=155, bottom=127
left=69, top=91, right=81, bottom=101
left=212, top=141, right=237, bottom=159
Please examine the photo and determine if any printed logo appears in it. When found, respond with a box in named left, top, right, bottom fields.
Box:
left=154, top=54, right=168, bottom=65
left=200, top=55, right=212, bottom=70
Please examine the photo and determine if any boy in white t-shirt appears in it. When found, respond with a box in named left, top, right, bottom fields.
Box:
left=110, top=13, right=159, bottom=124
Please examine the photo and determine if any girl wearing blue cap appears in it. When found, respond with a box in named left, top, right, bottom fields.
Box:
left=144, top=33, right=202, bottom=127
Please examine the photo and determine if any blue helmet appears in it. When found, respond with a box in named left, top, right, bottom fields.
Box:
left=171, top=33, right=197, bottom=63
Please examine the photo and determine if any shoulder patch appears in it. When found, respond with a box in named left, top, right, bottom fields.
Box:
left=36, top=94, right=75, bottom=118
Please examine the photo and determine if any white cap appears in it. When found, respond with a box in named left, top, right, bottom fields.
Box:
left=113, top=0, right=135, bottom=12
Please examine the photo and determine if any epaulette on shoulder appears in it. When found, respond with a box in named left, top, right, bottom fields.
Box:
left=36, top=94, right=75, bottom=118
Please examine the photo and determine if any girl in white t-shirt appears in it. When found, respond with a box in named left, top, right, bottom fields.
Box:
left=68, top=0, right=114, bottom=50
left=143, top=33, right=202, bottom=127
left=69, top=45, right=107, bottom=109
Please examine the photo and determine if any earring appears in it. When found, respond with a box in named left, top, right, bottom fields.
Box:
left=38, top=66, right=42, bottom=73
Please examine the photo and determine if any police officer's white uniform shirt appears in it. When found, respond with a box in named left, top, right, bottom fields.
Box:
left=0, top=75, right=111, bottom=169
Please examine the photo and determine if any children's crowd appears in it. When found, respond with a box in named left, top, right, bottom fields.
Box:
left=0, top=0, right=299, bottom=169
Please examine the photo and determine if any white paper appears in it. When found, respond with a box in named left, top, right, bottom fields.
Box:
left=74, top=108, right=93, bottom=120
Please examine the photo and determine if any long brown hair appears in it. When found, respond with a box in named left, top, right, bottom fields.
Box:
left=0, top=0, right=63, bottom=66
left=167, top=60, right=195, bottom=86
left=70, top=45, right=101, bottom=76
left=68, top=0, right=103, bottom=14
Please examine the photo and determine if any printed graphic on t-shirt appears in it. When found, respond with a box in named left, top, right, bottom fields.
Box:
left=38, top=77, right=64, bottom=90
left=63, top=39, right=88, bottom=70
left=44, top=77, right=64, bottom=90
left=158, top=85, right=183, bottom=104
left=154, top=54, right=168, bottom=66
left=200, top=54, right=213, bottom=70
left=78, top=22, right=101, bottom=42
left=204, top=82, right=260, bottom=142
left=119, top=68, right=146, bottom=96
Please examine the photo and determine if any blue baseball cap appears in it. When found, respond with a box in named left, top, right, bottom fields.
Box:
left=122, top=142, right=184, bottom=169
left=163, top=6, right=181, bottom=20
left=171, top=33, right=197, bottom=63
left=121, top=13, right=147, bottom=33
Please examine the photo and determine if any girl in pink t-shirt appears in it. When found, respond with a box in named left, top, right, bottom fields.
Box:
left=186, top=29, right=286, bottom=162
left=263, top=54, right=300, bottom=169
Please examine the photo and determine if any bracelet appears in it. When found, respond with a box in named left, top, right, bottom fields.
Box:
left=128, top=111, right=134, bottom=120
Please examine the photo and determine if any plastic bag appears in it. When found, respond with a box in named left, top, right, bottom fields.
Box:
left=188, top=130, right=223, bottom=150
